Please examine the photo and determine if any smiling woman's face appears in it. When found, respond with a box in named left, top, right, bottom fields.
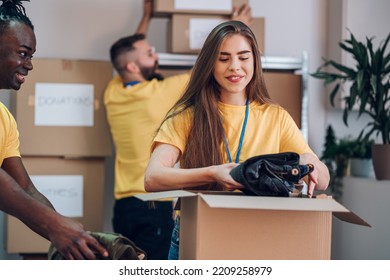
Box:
left=0, top=22, right=36, bottom=90
left=213, top=34, right=254, bottom=104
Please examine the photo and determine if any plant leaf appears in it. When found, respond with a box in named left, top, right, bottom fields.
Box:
left=342, top=106, right=349, bottom=126
left=329, top=83, right=340, bottom=107
left=328, top=60, right=356, bottom=77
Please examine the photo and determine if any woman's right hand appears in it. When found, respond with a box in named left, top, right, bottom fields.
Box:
left=209, top=163, right=244, bottom=191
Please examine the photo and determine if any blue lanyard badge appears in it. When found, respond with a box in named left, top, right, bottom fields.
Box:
left=224, top=98, right=249, bottom=163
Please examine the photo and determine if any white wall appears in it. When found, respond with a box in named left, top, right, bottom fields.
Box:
left=24, top=0, right=169, bottom=61
left=332, top=177, right=390, bottom=259
left=250, top=0, right=328, bottom=154
left=1, top=0, right=389, bottom=259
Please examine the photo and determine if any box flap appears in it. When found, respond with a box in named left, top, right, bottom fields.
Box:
left=333, top=211, right=371, bottom=227
left=199, top=194, right=346, bottom=211
left=135, top=190, right=371, bottom=227
left=135, top=190, right=196, bottom=201
left=199, top=194, right=371, bottom=227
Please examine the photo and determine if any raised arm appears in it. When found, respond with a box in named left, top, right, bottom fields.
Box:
left=135, top=0, right=153, bottom=35
left=232, top=3, right=253, bottom=26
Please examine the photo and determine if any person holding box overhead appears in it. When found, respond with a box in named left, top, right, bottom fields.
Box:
left=0, top=0, right=108, bottom=260
left=104, top=0, right=253, bottom=259
left=144, top=20, right=330, bottom=259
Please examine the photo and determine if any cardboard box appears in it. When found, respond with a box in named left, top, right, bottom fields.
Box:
left=159, top=68, right=191, bottom=78
left=136, top=191, right=370, bottom=260
left=11, top=59, right=113, bottom=157
left=169, top=15, right=265, bottom=54
left=4, top=157, right=105, bottom=254
left=153, top=0, right=248, bottom=17
left=264, top=72, right=302, bottom=128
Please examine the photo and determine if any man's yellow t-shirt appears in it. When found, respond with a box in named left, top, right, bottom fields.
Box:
left=104, top=74, right=189, bottom=199
left=0, top=102, right=20, bottom=165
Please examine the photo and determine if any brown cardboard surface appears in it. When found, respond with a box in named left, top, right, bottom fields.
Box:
left=169, top=15, right=265, bottom=54
left=264, top=72, right=302, bottom=128
left=11, top=59, right=113, bottom=157
left=153, top=0, right=248, bottom=17
left=159, top=68, right=191, bottom=77
left=137, top=191, right=360, bottom=216
left=4, top=157, right=105, bottom=254
left=199, top=194, right=346, bottom=211
left=136, top=190, right=370, bottom=260
left=180, top=195, right=332, bottom=259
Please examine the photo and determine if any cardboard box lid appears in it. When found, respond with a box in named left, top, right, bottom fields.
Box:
left=136, top=190, right=371, bottom=227
left=153, top=0, right=248, bottom=17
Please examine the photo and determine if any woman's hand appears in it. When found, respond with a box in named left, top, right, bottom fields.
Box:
left=209, top=163, right=244, bottom=191
left=299, top=153, right=330, bottom=197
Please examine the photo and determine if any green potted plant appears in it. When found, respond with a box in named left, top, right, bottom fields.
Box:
left=312, top=31, right=390, bottom=180
left=349, top=138, right=374, bottom=178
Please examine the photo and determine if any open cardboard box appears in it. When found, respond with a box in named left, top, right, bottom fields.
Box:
left=136, top=190, right=370, bottom=260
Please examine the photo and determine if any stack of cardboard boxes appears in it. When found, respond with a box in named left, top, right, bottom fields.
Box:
left=5, top=59, right=114, bottom=254
left=153, top=0, right=265, bottom=54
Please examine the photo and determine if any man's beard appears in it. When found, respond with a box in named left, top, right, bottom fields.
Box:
left=140, top=63, right=164, bottom=81
left=146, top=72, right=165, bottom=81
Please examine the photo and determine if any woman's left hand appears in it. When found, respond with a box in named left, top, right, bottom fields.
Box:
left=299, top=153, right=321, bottom=197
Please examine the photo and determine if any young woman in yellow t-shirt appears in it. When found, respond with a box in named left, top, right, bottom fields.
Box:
left=144, top=20, right=330, bottom=260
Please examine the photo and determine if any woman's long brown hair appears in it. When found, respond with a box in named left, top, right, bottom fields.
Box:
left=158, top=20, right=272, bottom=190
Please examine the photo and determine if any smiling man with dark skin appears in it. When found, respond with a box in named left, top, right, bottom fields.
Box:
left=0, top=0, right=108, bottom=260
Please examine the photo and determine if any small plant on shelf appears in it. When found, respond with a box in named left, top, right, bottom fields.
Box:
left=321, top=125, right=354, bottom=200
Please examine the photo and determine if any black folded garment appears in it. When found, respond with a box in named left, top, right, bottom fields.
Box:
left=230, top=152, right=314, bottom=197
